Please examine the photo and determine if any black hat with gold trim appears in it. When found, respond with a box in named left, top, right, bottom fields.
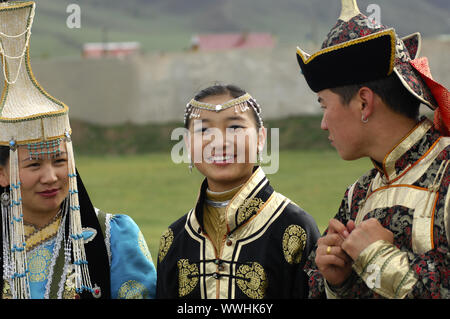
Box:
left=296, top=0, right=438, bottom=110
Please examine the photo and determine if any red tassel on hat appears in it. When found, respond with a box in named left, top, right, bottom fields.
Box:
left=410, top=57, right=450, bottom=136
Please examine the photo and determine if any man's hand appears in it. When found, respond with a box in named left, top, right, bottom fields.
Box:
left=342, top=218, right=394, bottom=261
left=315, top=219, right=353, bottom=287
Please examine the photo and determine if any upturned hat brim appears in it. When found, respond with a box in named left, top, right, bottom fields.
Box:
left=401, top=33, right=421, bottom=60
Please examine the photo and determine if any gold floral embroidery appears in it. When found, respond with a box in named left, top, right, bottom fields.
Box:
left=118, top=280, right=149, bottom=299
left=138, top=231, right=153, bottom=263
left=177, top=259, right=199, bottom=297
left=282, top=225, right=307, bottom=264
left=158, top=228, right=174, bottom=263
left=237, top=197, right=264, bottom=225
left=236, top=262, right=267, bottom=299
left=63, top=264, right=78, bottom=299
left=2, top=281, right=12, bottom=299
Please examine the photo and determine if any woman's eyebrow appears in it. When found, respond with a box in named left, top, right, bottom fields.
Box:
left=195, top=118, right=211, bottom=124
left=54, top=151, right=68, bottom=158
left=225, top=115, right=246, bottom=121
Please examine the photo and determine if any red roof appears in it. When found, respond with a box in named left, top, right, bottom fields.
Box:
left=192, top=33, right=275, bottom=51
left=82, top=42, right=140, bottom=58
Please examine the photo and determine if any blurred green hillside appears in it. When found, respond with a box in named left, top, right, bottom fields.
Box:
left=30, top=0, right=450, bottom=58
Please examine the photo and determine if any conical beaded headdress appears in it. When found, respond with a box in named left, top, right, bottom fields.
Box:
left=0, top=1, right=93, bottom=298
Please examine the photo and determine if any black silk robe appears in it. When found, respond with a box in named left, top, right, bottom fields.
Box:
left=157, top=167, right=320, bottom=299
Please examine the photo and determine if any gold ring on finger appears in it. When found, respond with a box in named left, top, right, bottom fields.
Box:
left=326, top=246, right=332, bottom=255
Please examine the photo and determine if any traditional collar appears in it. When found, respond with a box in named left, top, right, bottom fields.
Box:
left=24, top=211, right=62, bottom=252
left=205, top=184, right=243, bottom=208
left=372, top=117, right=441, bottom=183
left=194, top=167, right=273, bottom=235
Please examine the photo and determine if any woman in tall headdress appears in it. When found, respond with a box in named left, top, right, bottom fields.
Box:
left=156, top=83, right=320, bottom=299
left=0, top=1, right=156, bottom=299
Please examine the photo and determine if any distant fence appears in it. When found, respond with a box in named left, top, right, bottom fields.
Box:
left=2, top=39, right=449, bottom=125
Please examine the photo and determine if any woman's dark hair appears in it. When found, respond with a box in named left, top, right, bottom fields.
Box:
left=185, top=83, right=262, bottom=129
left=330, top=73, right=421, bottom=120
left=0, top=146, right=9, bottom=166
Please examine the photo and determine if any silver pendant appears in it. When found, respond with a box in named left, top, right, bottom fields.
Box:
left=1, top=192, right=10, bottom=206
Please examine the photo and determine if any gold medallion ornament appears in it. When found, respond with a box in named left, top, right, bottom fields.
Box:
left=177, top=259, right=199, bottom=297
left=282, top=225, right=307, bottom=264
left=237, top=197, right=264, bottom=225
left=27, top=246, right=52, bottom=282
left=236, top=262, right=268, bottom=299
left=158, top=228, right=174, bottom=263
left=118, top=280, right=149, bottom=299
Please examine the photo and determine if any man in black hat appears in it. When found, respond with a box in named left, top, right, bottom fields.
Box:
left=297, top=0, right=450, bottom=298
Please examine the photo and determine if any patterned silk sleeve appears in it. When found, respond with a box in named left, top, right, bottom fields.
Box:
left=351, top=181, right=450, bottom=299
left=306, top=177, right=450, bottom=299
left=342, top=170, right=450, bottom=299
left=108, top=214, right=157, bottom=299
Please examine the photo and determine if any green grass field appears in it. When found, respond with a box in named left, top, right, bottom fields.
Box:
left=75, top=150, right=371, bottom=260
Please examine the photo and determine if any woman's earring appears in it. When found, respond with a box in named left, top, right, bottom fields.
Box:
left=1, top=191, right=10, bottom=207
left=257, top=147, right=263, bottom=164
left=361, top=115, right=369, bottom=123
left=188, top=154, right=193, bottom=173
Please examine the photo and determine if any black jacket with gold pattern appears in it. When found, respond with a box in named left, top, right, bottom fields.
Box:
left=157, top=167, right=320, bottom=299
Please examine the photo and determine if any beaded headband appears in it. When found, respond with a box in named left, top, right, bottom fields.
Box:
left=184, top=93, right=264, bottom=128
left=26, top=139, right=62, bottom=160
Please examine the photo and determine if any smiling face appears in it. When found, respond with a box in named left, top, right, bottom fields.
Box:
left=0, top=142, right=70, bottom=225
left=318, top=89, right=366, bottom=160
left=186, top=94, right=266, bottom=192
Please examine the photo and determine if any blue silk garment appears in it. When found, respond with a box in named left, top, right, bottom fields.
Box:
left=20, top=211, right=156, bottom=299
left=109, top=214, right=156, bottom=299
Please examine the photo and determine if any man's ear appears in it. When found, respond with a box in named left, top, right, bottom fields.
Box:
left=358, top=86, right=376, bottom=120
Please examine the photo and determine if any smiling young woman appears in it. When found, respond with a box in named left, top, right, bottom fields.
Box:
left=186, top=92, right=263, bottom=192
left=156, top=84, right=320, bottom=299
